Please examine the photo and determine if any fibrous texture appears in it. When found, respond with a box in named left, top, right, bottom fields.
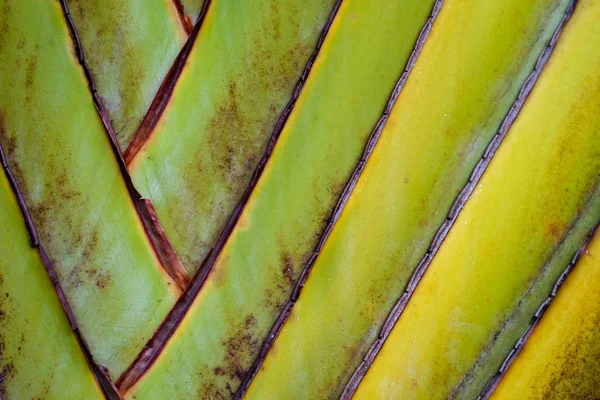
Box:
left=0, top=0, right=180, bottom=380
left=1, top=0, right=599, bottom=398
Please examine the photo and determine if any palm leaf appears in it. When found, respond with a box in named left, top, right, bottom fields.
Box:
left=1, top=0, right=599, bottom=398
left=0, top=0, right=181, bottom=380
left=353, top=0, right=600, bottom=395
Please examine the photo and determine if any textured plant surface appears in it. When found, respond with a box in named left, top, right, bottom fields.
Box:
left=0, top=0, right=598, bottom=399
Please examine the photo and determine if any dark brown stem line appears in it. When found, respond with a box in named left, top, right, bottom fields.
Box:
left=123, top=0, right=211, bottom=164
left=172, top=0, right=194, bottom=35
left=58, top=0, right=189, bottom=290
left=233, top=0, right=444, bottom=397
left=0, top=143, right=122, bottom=400
left=479, top=219, right=599, bottom=399
left=115, top=0, right=345, bottom=392
left=340, top=1, right=579, bottom=397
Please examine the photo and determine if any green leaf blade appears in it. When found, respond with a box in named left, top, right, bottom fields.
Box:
left=66, top=0, right=188, bottom=148
left=354, top=0, right=600, bottom=396
left=244, top=0, right=576, bottom=398
left=127, top=0, right=340, bottom=274
left=0, top=0, right=180, bottom=379
left=0, top=168, right=104, bottom=400
left=122, top=0, right=436, bottom=397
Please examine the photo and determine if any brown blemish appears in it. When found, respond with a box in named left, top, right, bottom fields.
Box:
left=538, top=307, right=600, bottom=399
left=144, top=0, right=319, bottom=274
left=85, top=268, right=112, bottom=290
left=217, top=314, right=260, bottom=395
left=281, top=254, right=295, bottom=286
left=0, top=2, right=11, bottom=54
left=210, top=256, right=229, bottom=287
left=118, top=0, right=342, bottom=391
left=270, top=0, right=281, bottom=41
left=24, top=44, right=40, bottom=90
left=545, top=219, right=567, bottom=242
left=65, top=0, right=184, bottom=146
left=194, top=374, right=228, bottom=400
left=0, top=362, right=15, bottom=397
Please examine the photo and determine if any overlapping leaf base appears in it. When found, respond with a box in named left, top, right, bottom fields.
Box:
left=1, top=0, right=599, bottom=398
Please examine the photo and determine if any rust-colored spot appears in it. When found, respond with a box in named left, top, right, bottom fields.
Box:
left=24, top=46, right=39, bottom=90
left=0, top=2, right=11, bottom=54
left=85, top=268, right=112, bottom=290
left=281, top=253, right=295, bottom=286
left=194, top=374, right=228, bottom=400
left=0, top=362, right=15, bottom=396
left=218, top=314, right=260, bottom=395
left=210, top=256, right=229, bottom=287
left=538, top=308, right=600, bottom=399
left=545, top=219, right=566, bottom=242
left=270, top=0, right=281, bottom=41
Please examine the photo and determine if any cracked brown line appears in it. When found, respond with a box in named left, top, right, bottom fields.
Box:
left=479, top=219, right=599, bottom=399
left=114, top=0, right=346, bottom=392
left=58, top=0, right=189, bottom=289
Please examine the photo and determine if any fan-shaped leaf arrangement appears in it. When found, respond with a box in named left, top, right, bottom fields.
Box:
left=0, top=0, right=598, bottom=399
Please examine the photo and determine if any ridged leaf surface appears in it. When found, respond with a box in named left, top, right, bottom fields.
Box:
left=123, top=0, right=436, bottom=397
left=127, top=0, right=338, bottom=274
left=491, top=229, right=600, bottom=399
left=0, top=0, right=180, bottom=379
left=354, top=0, right=600, bottom=395
left=66, top=0, right=188, bottom=148
left=244, top=0, right=572, bottom=397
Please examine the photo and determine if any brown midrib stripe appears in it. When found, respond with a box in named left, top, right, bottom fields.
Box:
left=122, top=0, right=211, bottom=164
left=234, top=0, right=445, bottom=397
left=114, top=0, right=347, bottom=393
left=172, top=0, right=194, bottom=35
left=340, top=0, right=580, bottom=397
left=58, top=0, right=189, bottom=289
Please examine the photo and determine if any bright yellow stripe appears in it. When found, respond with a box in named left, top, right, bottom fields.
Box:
left=355, top=0, right=600, bottom=397
left=491, top=230, right=600, bottom=399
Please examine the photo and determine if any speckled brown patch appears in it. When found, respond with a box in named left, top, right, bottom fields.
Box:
left=194, top=373, right=227, bottom=400
left=281, top=253, right=295, bottom=287
left=538, top=306, right=600, bottom=399
left=0, top=271, right=13, bottom=399
left=85, top=268, right=112, bottom=289
left=219, top=314, right=260, bottom=393
left=161, top=0, right=326, bottom=275
left=0, top=2, right=11, bottom=54
left=24, top=44, right=39, bottom=90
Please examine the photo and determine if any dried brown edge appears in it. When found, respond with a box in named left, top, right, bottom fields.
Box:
left=172, top=0, right=194, bottom=34
left=122, top=0, right=211, bottom=164
left=115, top=0, right=345, bottom=392
left=339, top=1, right=579, bottom=397
left=0, top=143, right=122, bottom=400
left=477, top=219, right=599, bottom=399
left=231, top=0, right=445, bottom=397
left=58, top=0, right=189, bottom=289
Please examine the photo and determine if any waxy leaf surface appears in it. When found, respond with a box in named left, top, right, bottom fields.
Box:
left=66, top=0, right=188, bottom=148
left=354, top=0, right=600, bottom=395
left=124, top=0, right=436, bottom=397
left=491, top=228, right=600, bottom=399
left=0, top=0, right=180, bottom=379
left=244, top=0, right=572, bottom=397
left=0, top=167, right=104, bottom=399
left=127, top=0, right=338, bottom=274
